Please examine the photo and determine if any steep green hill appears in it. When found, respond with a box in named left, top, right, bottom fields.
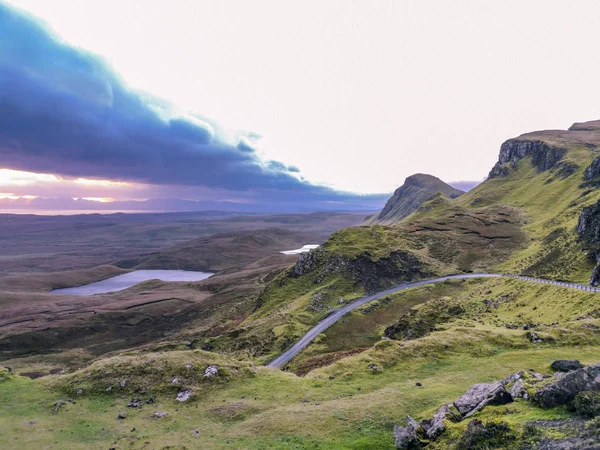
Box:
left=205, top=120, right=600, bottom=364
left=363, top=173, right=464, bottom=225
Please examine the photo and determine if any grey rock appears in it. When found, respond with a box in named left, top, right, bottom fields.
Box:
left=292, top=250, right=319, bottom=276
left=453, top=381, right=513, bottom=416
left=117, top=412, right=127, bottom=419
left=76, top=388, right=83, bottom=396
left=551, top=360, right=584, bottom=373
left=172, top=377, right=181, bottom=384
left=204, top=365, right=218, bottom=378
left=152, top=412, right=167, bottom=418
left=53, top=400, right=65, bottom=415
left=176, top=390, right=193, bottom=402
left=534, top=363, right=600, bottom=408
left=420, top=405, right=453, bottom=440
left=393, top=415, right=421, bottom=449
left=508, top=379, right=528, bottom=400
left=528, top=331, right=543, bottom=343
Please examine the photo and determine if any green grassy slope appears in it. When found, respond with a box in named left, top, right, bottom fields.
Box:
left=5, top=120, right=600, bottom=449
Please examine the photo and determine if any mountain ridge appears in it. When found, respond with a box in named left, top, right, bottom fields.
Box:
left=363, top=173, right=464, bottom=225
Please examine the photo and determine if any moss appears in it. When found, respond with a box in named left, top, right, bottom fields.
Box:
left=456, top=419, right=517, bottom=450
left=572, top=391, right=600, bottom=418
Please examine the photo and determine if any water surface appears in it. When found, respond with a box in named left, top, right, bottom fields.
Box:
left=280, top=244, right=319, bottom=255
left=51, top=270, right=213, bottom=296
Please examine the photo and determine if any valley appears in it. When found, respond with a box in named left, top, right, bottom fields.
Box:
left=3, top=120, right=600, bottom=449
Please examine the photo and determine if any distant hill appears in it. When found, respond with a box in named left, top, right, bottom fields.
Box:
left=363, top=173, right=464, bottom=225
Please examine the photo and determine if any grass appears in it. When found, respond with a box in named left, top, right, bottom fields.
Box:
left=3, top=345, right=600, bottom=449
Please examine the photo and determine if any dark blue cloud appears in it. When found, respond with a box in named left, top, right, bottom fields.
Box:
left=0, top=3, right=388, bottom=210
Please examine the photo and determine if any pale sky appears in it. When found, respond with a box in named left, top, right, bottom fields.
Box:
left=3, top=0, right=600, bottom=197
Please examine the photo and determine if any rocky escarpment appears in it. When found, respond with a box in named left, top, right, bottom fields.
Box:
left=583, top=155, right=600, bottom=184
left=364, top=174, right=463, bottom=225
left=488, top=140, right=566, bottom=178
left=290, top=247, right=436, bottom=294
left=576, top=200, right=600, bottom=284
left=394, top=360, right=600, bottom=449
left=383, top=298, right=465, bottom=340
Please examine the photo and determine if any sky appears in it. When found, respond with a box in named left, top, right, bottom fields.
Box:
left=1, top=0, right=600, bottom=212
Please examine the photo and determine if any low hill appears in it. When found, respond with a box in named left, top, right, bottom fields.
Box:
left=363, top=174, right=464, bottom=225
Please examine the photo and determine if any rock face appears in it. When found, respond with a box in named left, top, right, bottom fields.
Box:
left=577, top=200, right=600, bottom=259
left=551, top=360, right=584, bottom=373
left=364, top=174, right=463, bottom=225
left=534, top=363, right=600, bottom=408
left=292, top=250, right=319, bottom=277
left=453, top=382, right=513, bottom=417
left=488, top=140, right=566, bottom=178
left=346, top=251, right=432, bottom=294
left=583, top=156, right=600, bottom=181
left=591, top=265, right=600, bottom=287
left=577, top=201, right=600, bottom=283
left=290, top=247, right=434, bottom=295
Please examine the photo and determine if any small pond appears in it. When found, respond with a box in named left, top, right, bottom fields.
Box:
left=50, top=270, right=213, bottom=296
left=280, top=244, right=319, bottom=255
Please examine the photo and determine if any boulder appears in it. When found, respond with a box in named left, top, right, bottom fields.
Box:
left=551, top=360, right=584, bottom=373
left=204, top=365, right=218, bottom=378
left=453, top=382, right=513, bottom=417
left=176, top=390, right=193, bottom=402
left=393, top=415, right=421, bottom=449
left=420, top=405, right=454, bottom=440
left=534, top=363, right=600, bottom=408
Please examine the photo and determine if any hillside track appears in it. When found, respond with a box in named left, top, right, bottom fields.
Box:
left=266, top=273, right=599, bottom=368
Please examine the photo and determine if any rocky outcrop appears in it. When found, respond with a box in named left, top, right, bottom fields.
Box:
left=346, top=251, right=432, bottom=294
left=290, top=246, right=433, bottom=295
left=453, top=382, right=513, bottom=417
left=583, top=156, right=600, bottom=181
left=576, top=201, right=600, bottom=274
left=292, top=250, right=321, bottom=276
left=393, top=362, right=600, bottom=448
left=420, top=405, right=456, bottom=440
left=550, top=359, right=583, bottom=372
left=591, top=264, right=600, bottom=287
left=364, top=174, right=463, bottom=225
left=534, top=363, right=600, bottom=408
left=383, top=298, right=465, bottom=340
left=488, top=140, right=566, bottom=178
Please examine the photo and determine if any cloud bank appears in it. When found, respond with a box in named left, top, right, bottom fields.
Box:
left=0, top=4, right=386, bottom=210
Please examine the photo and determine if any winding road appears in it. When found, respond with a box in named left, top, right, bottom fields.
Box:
left=266, top=273, right=599, bottom=368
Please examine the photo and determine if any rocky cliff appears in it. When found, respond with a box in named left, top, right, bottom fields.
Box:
left=488, top=140, right=566, bottom=178
left=364, top=174, right=464, bottom=225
